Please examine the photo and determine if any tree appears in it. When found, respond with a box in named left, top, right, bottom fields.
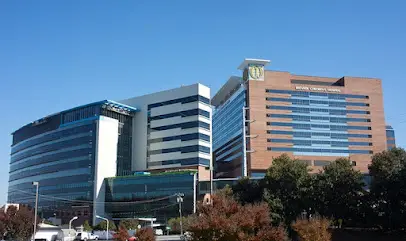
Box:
left=0, top=205, right=38, bottom=241
left=187, top=190, right=288, bottom=241
left=41, top=219, right=54, bottom=225
left=119, top=219, right=139, bottom=230
left=94, top=220, right=116, bottom=231
left=167, top=217, right=191, bottom=234
left=292, top=216, right=332, bottom=241
left=232, top=177, right=264, bottom=205
left=135, top=227, right=155, bottom=241
left=312, top=158, right=365, bottom=226
left=263, top=154, right=312, bottom=226
left=114, top=226, right=129, bottom=241
left=368, top=147, right=406, bottom=229
left=83, top=220, right=92, bottom=231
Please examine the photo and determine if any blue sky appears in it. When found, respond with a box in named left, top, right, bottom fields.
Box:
left=0, top=0, right=405, bottom=204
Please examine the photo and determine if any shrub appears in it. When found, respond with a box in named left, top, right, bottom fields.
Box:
left=187, top=190, right=289, bottom=241
left=292, top=216, right=331, bottom=241
left=114, top=226, right=129, bottom=241
left=135, top=227, right=155, bottom=241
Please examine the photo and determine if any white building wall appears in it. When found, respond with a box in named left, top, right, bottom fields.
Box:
left=119, top=83, right=212, bottom=171
left=93, top=116, right=118, bottom=225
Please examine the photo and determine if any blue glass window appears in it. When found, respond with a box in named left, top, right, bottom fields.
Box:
left=148, top=95, right=210, bottom=109
left=150, top=121, right=210, bottom=131
left=149, top=109, right=210, bottom=120
left=148, top=145, right=210, bottom=155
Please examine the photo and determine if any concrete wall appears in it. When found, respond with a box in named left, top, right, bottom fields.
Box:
left=93, top=116, right=118, bottom=224
left=119, top=83, right=212, bottom=173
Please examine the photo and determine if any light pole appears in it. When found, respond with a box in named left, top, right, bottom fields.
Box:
left=69, top=216, right=78, bottom=231
left=32, top=182, right=39, bottom=241
left=96, top=215, right=109, bottom=240
left=176, top=193, right=184, bottom=235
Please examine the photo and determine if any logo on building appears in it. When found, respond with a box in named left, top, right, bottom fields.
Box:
left=249, top=65, right=264, bottom=80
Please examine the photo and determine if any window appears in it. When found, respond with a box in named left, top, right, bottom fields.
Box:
left=149, top=109, right=210, bottom=120
left=148, top=95, right=210, bottom=109
left=314, top=160, right=331, bottom=166
left=150, top=121, right=210, bottom=131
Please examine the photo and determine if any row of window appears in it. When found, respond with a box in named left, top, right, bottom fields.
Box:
left=10, top=155, right=91, bottom=176
left=213, top=90, right=245, bottom=126
left=268, top=138, right=372, bottom=146
left=10, top=147, right=92, bottom=172
left=62, top=105, right=100, bottom=124
left=148, top=95, right=210, bottom=110
left=148, top=145, right=210, bottom=155
left=11, top=124, right=94, bottom=155
left=9, top=173, right=92, bottom=192
left=11, top=135, right=93, bottom=163
left=267, top=97, right=369, bottom=107
left=268, top=122, right=372, bottom=130
left=148, top=157, right=210, bottom=167
left=268, top=114, right=371, bottom=123
left=9, top=159, right=92, bottom=182
left=212, top=89, right=245, bottom=150
left=11, top=132, right=92, bottom=160
left=9, top=167, right=92, bottom=186
left=267, top=105, right=370, bottom=115
left=150, top=121, right=210, bottom=131
left=386, top=130, right=395, bottom=138
left=268, top=130, right=372, bottom=139
left=106, top=173, right=194, bottom=186
left=266, top=89, right=369, bottom=99
left=148, top=133, right=210, bottom=144
left=387, top=140, right=396, bottom=145
left=149, top=109, right=210, bottom=121
left=214, top=134, right=242, bottom=153
left=268, top=147, right=372, bottom=154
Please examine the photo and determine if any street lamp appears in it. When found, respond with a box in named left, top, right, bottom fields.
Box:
left=32, top=182, right=39, bottom=241
left=176, top=193, right=184, bottom=235
left=69, top=216, right=78, bottom=231
left=96, top=215, right=109, bottom=240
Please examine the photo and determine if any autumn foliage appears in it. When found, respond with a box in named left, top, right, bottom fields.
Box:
left=114, top=226, right=130, bottom=241
left=135, top=227, right=155, bottom=241
left=187, top=192, right=288, bottom=241
left=0, top=205, right=38, bottom=241
left=292, top=216, right=332, bottom=241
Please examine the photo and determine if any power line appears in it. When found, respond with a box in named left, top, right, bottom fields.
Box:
left=8, top=187, right=178, bottom=205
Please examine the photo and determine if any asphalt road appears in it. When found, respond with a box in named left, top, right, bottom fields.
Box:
left=156, top=235, right=182, bottom=241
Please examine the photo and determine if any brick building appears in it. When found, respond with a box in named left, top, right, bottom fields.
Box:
left=212, top=58, right=392, bottom=178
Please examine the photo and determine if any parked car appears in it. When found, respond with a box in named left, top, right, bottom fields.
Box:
left=154, top=229, right=163, bottom=236
left=75, top=232, right=99, bottom=241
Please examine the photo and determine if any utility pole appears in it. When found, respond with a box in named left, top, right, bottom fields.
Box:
left=32, top=182, right=39, bottom=241
left=176, top=193, right=184, bottom=235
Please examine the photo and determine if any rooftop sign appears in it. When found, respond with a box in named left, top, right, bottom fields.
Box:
left=295, top=86, right=341, bottom=93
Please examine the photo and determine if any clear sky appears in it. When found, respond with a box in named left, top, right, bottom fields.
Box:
left=1, top=0, right=405, bottom=204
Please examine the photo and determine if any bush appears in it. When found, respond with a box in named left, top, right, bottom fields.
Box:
left=83, top=220, right=92, bottom=231
left=114, top=226, right=129, bottom=241
left=119, top=219, right=139, bottom=230
left=292, top=216, right=331, bottom=241
left=135, top=227, right=155, bottom=241
left=167, top=216, right=191, bottom=234
left=187, top=190, right=289, bottom=241
left=93, top=220, right=116, bottom=231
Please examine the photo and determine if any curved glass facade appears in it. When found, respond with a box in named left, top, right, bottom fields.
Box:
left=8, top=119, right=97, bottom=222
left=7, top=100, right=137, bottom=224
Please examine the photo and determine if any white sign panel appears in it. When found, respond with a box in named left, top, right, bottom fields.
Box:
left=295, top=86, right=341, bottom=93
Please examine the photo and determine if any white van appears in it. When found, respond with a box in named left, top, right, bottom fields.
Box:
left=34, top=227, right=64, bottom=241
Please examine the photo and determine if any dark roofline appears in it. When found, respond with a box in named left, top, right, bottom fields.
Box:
left=12, top=100, right=138, bottom=134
